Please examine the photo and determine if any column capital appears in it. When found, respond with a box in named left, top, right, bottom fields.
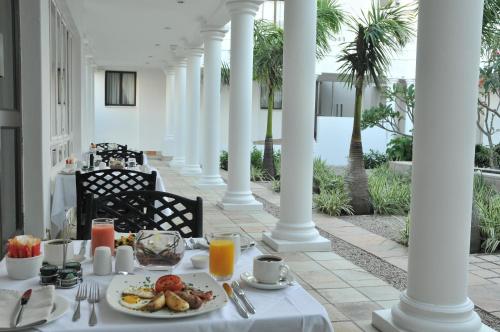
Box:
left=187, top=48, right=204, bottom=58
left=175, top=58, right=188, bottom=68
left=201, top=26, right=227, bottom=42
left=225, top=0, right=263, bottom=17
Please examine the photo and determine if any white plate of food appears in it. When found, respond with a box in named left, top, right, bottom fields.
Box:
left=106, top=273, right=228, bottom=318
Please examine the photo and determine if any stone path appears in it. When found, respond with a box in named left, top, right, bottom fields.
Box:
left=151, top=159, right=499, bottom=331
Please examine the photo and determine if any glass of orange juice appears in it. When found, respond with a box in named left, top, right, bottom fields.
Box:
left=209, top=233, right=236, bottom=281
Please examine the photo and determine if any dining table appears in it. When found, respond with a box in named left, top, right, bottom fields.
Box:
left=50, top=166, right=165, bottom=237
left=0, top=241, right=333, bottom=332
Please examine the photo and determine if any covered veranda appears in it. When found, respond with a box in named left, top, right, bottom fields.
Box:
left=2, top=0, right=496, bottom=331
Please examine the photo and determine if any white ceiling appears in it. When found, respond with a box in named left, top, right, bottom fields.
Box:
left=65, top=0, right=229, bottom=68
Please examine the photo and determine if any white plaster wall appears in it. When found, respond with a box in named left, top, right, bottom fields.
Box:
left=94, top=68, right=166, bottom=151
left=314, top=117, right=391, bottom=166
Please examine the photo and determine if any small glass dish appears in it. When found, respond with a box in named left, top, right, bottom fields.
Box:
left=135, top=230, right=185, bottom=271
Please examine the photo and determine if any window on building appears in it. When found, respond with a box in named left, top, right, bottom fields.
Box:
left=260, top=83, right=282, bottom=110
left=105, top=71, right=137, bottom=106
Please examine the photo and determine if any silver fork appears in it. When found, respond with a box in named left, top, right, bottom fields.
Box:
left=72, top=283, right=87, bottom=321
left=88, top=282, right=100, bottom=326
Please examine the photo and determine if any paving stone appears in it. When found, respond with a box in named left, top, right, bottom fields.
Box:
left=357, top=286, right=401, bottom=301
left=296, top=270, right=350, bottom=289
left=322, top=288, right=370, bottom=304
left=468, top=284, right=500, bottom=313
left=287, top=261, right=327, bottom=272
left=334, top=270, right=379, bottom=282
left=471, top=268, right=499, bottom=278
left=307, top=289, right=329, bottom=304
left=319, top=259, right=360, bottom=271
left=347, top=278, right=389, bottom=288
left=335, top=302, right=382, bottom=321
left=355, top=320, right=382, bottom=332
left=332, top=321, right=364, bottom=332
left=322, top=303, right=349, bottom=322
left=376, top=300, right=400, bottom=309
left=476, top=262, right=500, bottom=270
left=305, top=251, right=345, bottom=261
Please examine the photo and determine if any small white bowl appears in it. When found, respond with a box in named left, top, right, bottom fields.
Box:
left=6, top=255, right=44, bottom=280
left=191, top=254, right=209, bottom=269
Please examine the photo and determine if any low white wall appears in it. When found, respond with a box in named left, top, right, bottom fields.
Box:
left=314, top=117, right=391, bottom=166
left=94, top=68, right=166, bottom=152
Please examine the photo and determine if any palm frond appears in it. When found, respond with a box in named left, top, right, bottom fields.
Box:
left=316, top=0, right=345, bottom=59
left=337, top=0, right=416, bottom=88
left=253, top=19, right=284, bottom=90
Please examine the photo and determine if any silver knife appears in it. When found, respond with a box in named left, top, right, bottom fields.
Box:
left=78, top=240, right=88, bottom=257
left=223, top=283, right=249, bottom=319
left=231, top=281, right=255, bottom=314
left=14, top=289, right=32, bottom=327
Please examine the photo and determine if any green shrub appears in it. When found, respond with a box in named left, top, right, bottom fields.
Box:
left=273, top=150, right=281, bottom=179
left=364, top=150, right=388, bottom=169
left=474, top=144, right=500, bottom=168
left=220, top=150, right=229, bottom=170
left=400, top=215, right=410, bottom=246
left=271, top=178, right=281, bottom=193
left=368, top=166, right=411, bottom=215
left=313, top=158, right=342, bottom=194
left=474, top=174, right=500, bottom=253
left=251, top=146, right=263, bottom=170
left=386, top=136, right=413, bottom=161
left=314, top=190, right=354, bottom=216
left=250, top=165, right=265, bottom=182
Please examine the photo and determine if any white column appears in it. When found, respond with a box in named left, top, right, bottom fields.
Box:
left=218, top=0, right=263, bottom=210
left=181, top=49, right=203, bottom=175
left=197, top=27, right=227, bottom=188
left=163, top=67, right=175, bottom=158
left=372, top=1, right=492, bottom=332
left=169, top=59, right=187, bottom=168
left=262, top=0, right=330, bottom=252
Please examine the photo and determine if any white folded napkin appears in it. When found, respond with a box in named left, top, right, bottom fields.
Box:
left=0, top=285, right=55, bottom=328
left=185, top=237, right=209, bottom=250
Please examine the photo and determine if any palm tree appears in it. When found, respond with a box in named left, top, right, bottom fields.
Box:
left=338, top=0, right=415, bottom=214
left=254, top=0, right=344, bottom=179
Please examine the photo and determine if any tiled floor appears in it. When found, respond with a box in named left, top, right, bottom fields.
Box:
left=151, top=160, right=400, bottom=331
left=151, top=159, right=500, bottom=331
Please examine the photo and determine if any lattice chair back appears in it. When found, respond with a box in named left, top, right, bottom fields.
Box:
left=95, top=143, right=127, bottom=151
left=89, top=190, right=203, bottom=237
left=96, top=149, right=144, bottom=165
left=75, top=169, right=157, bottom=239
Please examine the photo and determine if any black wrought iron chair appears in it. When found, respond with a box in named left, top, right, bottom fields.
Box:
left=88, top=190, right=203, bottom=237
left=75, top=169, right=157, bottom=239
left=96, top=149, right=144, bottom=165
left=95, top=143, right=127, bottom=151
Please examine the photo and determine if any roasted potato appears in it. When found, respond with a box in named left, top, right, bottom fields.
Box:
left=164, top=290, right=189, bottom=312
left=144, top=293, right=166, bottom=312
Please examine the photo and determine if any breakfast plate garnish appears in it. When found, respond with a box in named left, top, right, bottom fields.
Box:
left=106, top=273, right=227, bottom=318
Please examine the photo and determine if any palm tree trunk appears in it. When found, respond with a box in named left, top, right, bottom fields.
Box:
left=345, top=80, right=371, bottom=214
left=263, top=87, right=276, bottom=179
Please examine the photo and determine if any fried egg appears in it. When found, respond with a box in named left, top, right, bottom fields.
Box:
left=122, top=286, right=156, bottom=299
left=119, top=294, right=151, bottom=310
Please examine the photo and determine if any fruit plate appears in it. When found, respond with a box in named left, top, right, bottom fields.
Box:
left=106, top=273, right=228, bottom=319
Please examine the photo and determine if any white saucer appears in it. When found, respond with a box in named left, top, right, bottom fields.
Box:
left=240, top=272, right=294, bottom=290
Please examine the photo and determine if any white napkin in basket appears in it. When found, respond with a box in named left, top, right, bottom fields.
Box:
left=0, top=285, right=55, bottom=328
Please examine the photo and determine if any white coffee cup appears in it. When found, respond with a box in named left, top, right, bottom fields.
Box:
left=253, top=255, right=290, bottom=284
left=44, top=240, right=74, bottom=266
left=98, top=162, right=107, bottom=169
left=115, top=245, right=134, bottom=274
left=93, top=246, right=112, bottom=276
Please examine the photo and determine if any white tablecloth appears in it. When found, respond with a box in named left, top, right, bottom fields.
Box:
left=51, top=168, right=166, bottom=235
left=0, top=242, right=333, bottom=332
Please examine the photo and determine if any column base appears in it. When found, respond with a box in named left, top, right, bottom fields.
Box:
left=180, top=164, right=202, bottom=176
left=218, top=191, right=262, bottom=211
left=372, top=292, right=491, bottom=332
left=197, top=175, right=227, bottom=189
left=169, top=158, right=185, bottom=169
left=262, top=232, right=331, bottom=252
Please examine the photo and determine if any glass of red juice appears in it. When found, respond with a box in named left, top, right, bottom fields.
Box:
left=91, top=218, right=115, bottom=256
